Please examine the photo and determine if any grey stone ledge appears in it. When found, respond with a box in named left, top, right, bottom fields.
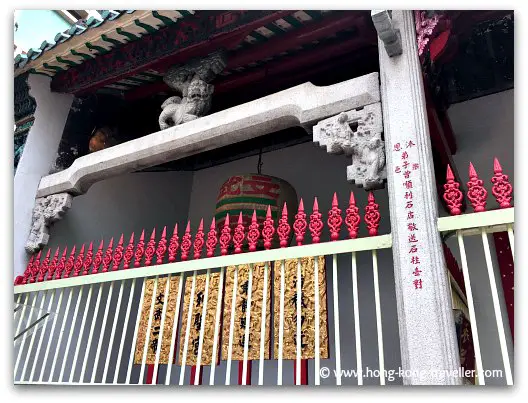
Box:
left=37, top=73, right=380, bottom=197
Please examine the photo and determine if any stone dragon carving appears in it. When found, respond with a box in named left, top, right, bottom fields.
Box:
left=313, top=103, right=386, bottom=190
left=159, top=50, right=227, bottom=130
left=26, top=193, right=72, bottom=253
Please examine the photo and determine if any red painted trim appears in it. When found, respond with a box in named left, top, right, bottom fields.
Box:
left=146, top=364, right=157, bottom=384
left=294, top=359, right=308, bottom=385
left=67, top=11, right=292, bottom=96
left=190, top=365, right=203, bottom=385
left=227, top=12, right=368, bottom=71
left=238, top=361, right=252, bottom=385
left=214, top=34, right=375, bottom=94
left=492, top=232, right=514, bottom=342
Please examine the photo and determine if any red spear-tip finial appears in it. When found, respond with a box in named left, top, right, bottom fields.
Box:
left=181, top=221, right=192, bottom=261
left=491, top=157, right=513, bottom=209
left=144, top=228, right=157, bottom=266
left=345, top=191, right=361, bottom=239
left=293, top=199, right=307, bottom=246
left=47, top=247, right=60, bottom=280
left=168, top=224, right=180, bottom=262
left=206, top=218, right=218, bottom=257
left=92, top=239, right=104, bottom=274
left=112, top=234, right=125, bottom=271
left=73, top=244, right=85, bottom=277
left=132, top=230, right=144, bottom=268
left=220, top=214, right=232, bottom=256
left=328, top=192, right=343, bottom=241
left=38, top=249, right=51, bottom=282
left=247, top=210, right=260, bottom=252
left=277, top=202, right=291, bottom=248
left=55, top=247, right=68, bottom=279
left=193, top=219, right=205, bottom=259
left=233, top=212, right=245, bottom=254
left=29, top=250, right=42, bottom=283
left=123, top=233, right=135, bottom=269
left=262, top=206, right=275, bottom=250
left=155, top=226, right=167, bottom=265
left=102, top=238, right=114, bottom=272
left=64, top=246, right=76, bottom=278
left=82, top=242, right=94, bottom=275
left=467, top=162, right=487, bottom=212
left=309, top=197, right=323, bottom=244
left=443, top=164, right=463, bottom=215
left=365, top=192, right=381, bottom=236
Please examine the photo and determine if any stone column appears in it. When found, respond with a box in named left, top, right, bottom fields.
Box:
left=375, top=10, right=461, bottom=384
left=14, top=75, right=74, bottom=277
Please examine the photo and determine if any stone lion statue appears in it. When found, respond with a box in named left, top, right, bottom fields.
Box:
left=158, top=77, right=214, bottom=130
left=158, top=50, right=227, bottom=130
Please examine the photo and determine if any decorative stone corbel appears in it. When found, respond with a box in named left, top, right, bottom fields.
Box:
left=313, top=102, right=386, bottom=190
left=159, top=50, right=228, bottom=130
left=371, top=10, right=402, bottom=57
left=25, top=193, right=72, bottom=253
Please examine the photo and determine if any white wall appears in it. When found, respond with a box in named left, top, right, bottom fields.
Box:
left=46, top=171, right=194, bottom=250
left=445, top=89, right=514, bottom=384
left=14, top=75, right=74, bottom=277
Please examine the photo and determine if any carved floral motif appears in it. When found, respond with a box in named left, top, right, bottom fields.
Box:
left=26, top=193, right=73, bottom=253
left=313, top=103, right=386, bottom=190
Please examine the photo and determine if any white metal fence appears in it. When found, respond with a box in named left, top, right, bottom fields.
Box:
left=438, top=208, right=514, bottom=385
left=14, top=235, right=396, bottom=385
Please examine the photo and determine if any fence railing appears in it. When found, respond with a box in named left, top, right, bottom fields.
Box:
left=14, top=191, right=396, bottom=386
left=440, top=157, right=514, bottom=385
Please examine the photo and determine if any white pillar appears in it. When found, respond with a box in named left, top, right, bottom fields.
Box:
left=14, top=75, right=74, bottom=277
left=376, top=10, right=462, bottom=384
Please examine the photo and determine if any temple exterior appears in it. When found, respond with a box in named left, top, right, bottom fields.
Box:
left=13, top=10, right=514, bottom=386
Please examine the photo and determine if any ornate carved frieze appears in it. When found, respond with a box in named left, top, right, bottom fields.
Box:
left=313, top=103, right=386, bottom=190
left=14, top=73, right=37, bottom=171
left=159, top=50, right=227, bottom=130
left=414, top=10, right=450, bottom=59
left=50, top=11, right=278, bottom=94
left=26, top=193, right=73, bottom=253
left=371, top=10, right=402, bottom=57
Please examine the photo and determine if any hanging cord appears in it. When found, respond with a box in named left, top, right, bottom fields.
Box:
left=257, top=148, right=263, bottom=174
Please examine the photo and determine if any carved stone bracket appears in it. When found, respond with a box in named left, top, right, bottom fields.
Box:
left=371, top=10, right=403, bottom=57
left=313, top=102, right=386, bottom=190
left=25, top=193, right=72, bottom=253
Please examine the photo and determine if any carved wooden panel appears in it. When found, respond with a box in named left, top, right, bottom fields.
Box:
left=178, top=272, right=222, bottom=366
left=134, top=276, right=180, bottom=364
left=221, top=263, right=271, bottom=360
left=273, top=256, right=329, bottom=359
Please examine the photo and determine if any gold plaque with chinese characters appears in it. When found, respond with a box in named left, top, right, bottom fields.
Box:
left=273, top=257, right=329, bottom=359
left=134, top=276, right=181, bottom=364
left=178, top=272, right=222, bottom=366
left=221, top=263, right=272, bottom=360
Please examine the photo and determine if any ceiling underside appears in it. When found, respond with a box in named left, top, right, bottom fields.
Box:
left=15, top=10, right=377, bottom=100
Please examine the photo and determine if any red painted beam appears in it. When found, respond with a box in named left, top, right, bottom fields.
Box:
left=214, top=32, right=375, bottom=94
left=125, top=13, right=375, bottom=102
left=227, top=12, right=369, bottom=71
left=73, top=11, right=293, bottom=96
